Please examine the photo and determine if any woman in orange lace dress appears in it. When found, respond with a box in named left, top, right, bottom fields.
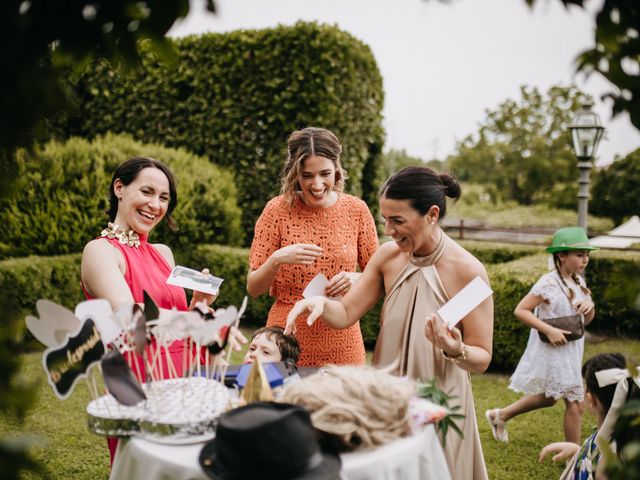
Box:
left=247, top=127, right=379, bottom=366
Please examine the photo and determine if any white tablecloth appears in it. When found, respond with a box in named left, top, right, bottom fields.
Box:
left=110, top=425, right=450, bottom=480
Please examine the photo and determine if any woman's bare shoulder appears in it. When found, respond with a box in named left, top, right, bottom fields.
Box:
left=445, top=239, right=489, bottom=281
left=83, top=238, right=117, bottom=259
left=375, top=239, right=400, bottom=260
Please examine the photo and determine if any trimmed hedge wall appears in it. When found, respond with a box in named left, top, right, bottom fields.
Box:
left=585, top=250, right=640, bottom=337
left=4, top=246, right=638, bottom=372
left=487, top=254, right=548, bottom=371
left=59, top=22, right=386, bottom=244
left=0, top=134, right=242, bottom=259
left=459, top=240, right=541, bottom=265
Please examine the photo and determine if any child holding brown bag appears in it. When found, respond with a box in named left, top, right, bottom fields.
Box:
left=486, top=227, right=597, bottom=444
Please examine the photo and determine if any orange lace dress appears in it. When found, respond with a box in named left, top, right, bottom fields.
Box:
left=249, top=193, right=379, bottom=366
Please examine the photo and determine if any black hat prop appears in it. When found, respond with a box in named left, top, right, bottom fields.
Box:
left=199, top=402, right=341, bottom=480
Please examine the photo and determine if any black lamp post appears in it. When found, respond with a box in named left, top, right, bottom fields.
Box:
left=568, top=101, right=605, bottom=232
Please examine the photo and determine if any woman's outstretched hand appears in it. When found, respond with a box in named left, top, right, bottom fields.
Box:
left=538, top=442, right=579, bottom=462
left=188, top=268, right=218, bottom=311
left=271, top=244, right=323, bottom=267
left=284, top=296, right=327, bottom=334
left=424, top=314, right=464, bottom=357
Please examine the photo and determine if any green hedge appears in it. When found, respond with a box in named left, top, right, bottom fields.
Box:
left=586, top=250, right=640, bottom=337
left=459, top=240, right=540, bottom=264
left=487, top=254, right=548, bottom=371
left=4, top=246, right=638, bottom=372
left=0, top=253, right=86, bottom=344
left=0, top=134, right=242, bottom=259
left=58, top=22, right=386, bottom=244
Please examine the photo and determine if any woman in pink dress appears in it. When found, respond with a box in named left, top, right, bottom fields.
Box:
left=81, top=157, right=244, bottom=463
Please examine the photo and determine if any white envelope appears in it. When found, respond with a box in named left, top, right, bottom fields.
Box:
left=302, top=273, right=361, bottom=299
left=302, top=273, right=330, bottom=298
left=437, top=276, right=493, bottom=330
left=166, top=265, right=224, bottom=295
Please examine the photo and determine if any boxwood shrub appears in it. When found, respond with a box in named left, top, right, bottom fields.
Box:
left=57, top=22, right=385, bottom=244
left=0, top=134, right=242, bottom=259
left=586, top=250, right=640, bottom=337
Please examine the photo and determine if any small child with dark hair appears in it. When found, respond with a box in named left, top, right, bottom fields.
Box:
left=539, top=352, right=640, bottom=479
left=243, top=326, right=301, bottom=365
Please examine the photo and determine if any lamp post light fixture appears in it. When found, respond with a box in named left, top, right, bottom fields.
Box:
left=568, top=101, right=605, bottom=232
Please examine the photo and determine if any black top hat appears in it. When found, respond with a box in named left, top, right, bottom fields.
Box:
left=199, top=402, right=341, bottom=480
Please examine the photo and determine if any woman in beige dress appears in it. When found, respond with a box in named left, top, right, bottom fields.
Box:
left=285, top=166, right=493, bottom=480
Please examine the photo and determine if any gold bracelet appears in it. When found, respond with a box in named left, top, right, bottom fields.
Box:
left=442, top=344, right=469, bottom=364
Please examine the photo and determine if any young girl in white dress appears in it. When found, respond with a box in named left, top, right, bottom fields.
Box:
left=486, top=227, right=598, bottom=444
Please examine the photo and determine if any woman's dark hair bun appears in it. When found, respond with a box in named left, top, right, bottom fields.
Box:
left=439, top=173, right=461, bottom=200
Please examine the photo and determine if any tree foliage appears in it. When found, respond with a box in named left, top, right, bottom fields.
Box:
left=378, top=149, right=425, bottom=185
left=591, top=147, right=640, bottom=224
left=525, top=0, right=640, bottom=131
left=446, top=85, right=590, bottom=205
left=0, top=0, right=212, bottom=197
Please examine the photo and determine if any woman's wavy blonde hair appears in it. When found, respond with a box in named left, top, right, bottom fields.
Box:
left=280, top=127, right=346, bottom=207
left=282, top=366, right=414, bottom=452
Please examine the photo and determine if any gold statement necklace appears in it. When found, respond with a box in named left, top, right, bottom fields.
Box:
left=100, top=222, right=141, bottom=248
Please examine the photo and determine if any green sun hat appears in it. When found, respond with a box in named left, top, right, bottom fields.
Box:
left=546, top=227, right=599, bottom=254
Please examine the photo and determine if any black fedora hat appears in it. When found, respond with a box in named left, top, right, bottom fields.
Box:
left=199, top=402, right=341, bottom=480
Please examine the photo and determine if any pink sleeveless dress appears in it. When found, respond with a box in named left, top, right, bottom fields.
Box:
left=84, top=234, right=204, bottom=463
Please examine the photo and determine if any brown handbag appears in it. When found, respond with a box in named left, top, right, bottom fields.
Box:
left=537, top=276, right=586, bottom=343
left=538, top=314, right=585, bottom=343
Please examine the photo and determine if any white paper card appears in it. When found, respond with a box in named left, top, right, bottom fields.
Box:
left=166, top=266, right=224, bottom=295
left=437, top=276, right=493, bottom=330
left=302, top=273, right=329, bottom=298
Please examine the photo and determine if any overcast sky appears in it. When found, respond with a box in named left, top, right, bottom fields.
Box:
left=169, top=0, right=640, bottom=166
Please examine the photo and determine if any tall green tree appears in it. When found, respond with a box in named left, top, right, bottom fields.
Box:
left=591, top=148, right=640, bottom=225
left=525, top=0, right=640, bottom=131
left=447, top=85, right=590, bottom=205
left=0, top=0, right=216, bottom=196
left=378, top=149, right=425, bottom=184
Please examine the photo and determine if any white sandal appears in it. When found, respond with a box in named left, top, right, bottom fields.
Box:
left=485, top=409, right=509, bottom=442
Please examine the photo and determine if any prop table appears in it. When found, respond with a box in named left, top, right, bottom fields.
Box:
left=110, top=424, right=450, bottom=480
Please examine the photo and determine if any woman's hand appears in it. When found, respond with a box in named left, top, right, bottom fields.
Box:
left=284, top=296, right=328, bottom=334
left=538, top=442, right=580, bottom=462
left=573, top=299, right=595, bottom=315
left=188, top=268, right=218, bottom=311
left=424, top=314, right=464, bottom=357
left=325, top=272, right=357, bottom=298
left=271, top=244, right=323, bottom=268
left=544, top=326, right=571, bottom=347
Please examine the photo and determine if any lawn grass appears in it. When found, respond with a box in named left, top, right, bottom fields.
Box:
left=448, top=196, right=614, bottom=232
left=2, top=337, right=639, bottom=479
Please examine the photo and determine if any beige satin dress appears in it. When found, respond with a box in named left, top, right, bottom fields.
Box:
left=372, top=236, right=488, bottom=480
